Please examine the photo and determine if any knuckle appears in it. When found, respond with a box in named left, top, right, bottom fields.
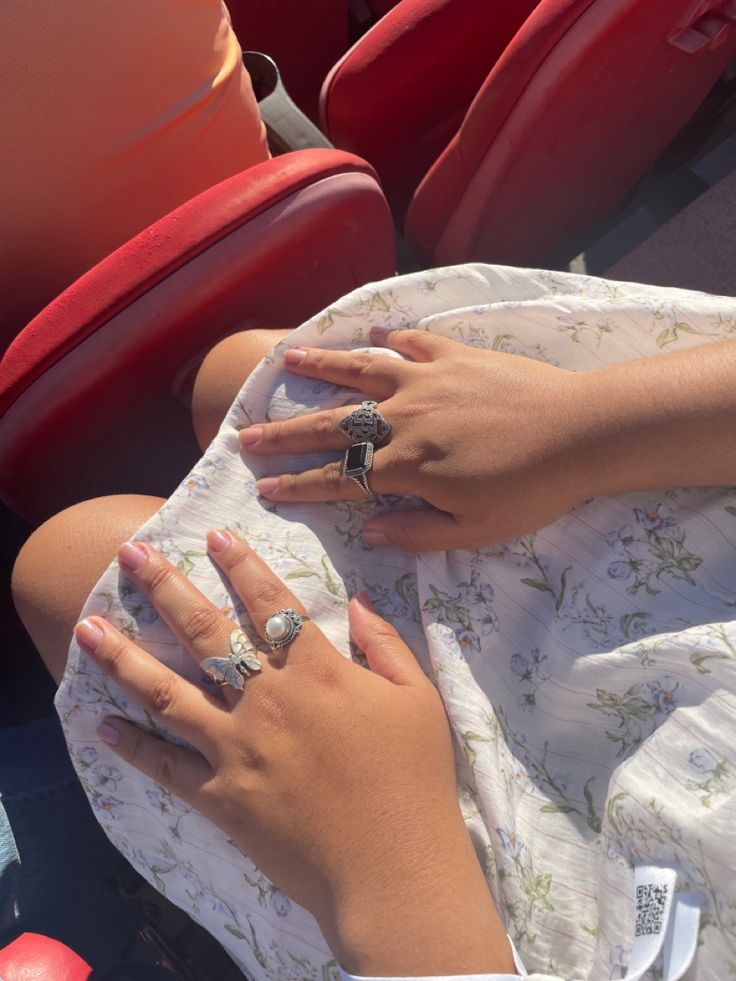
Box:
left=309, top=656, right=342, bottom=689
left=250, top=686, right=289, bottom=733
left=145, top=563, right=177, bottom=597
left=180, top=605, right=223, bottom=645
left=348, top=353, right=374, bottom=378
left=147, top=674, right=178, bottom=715
left=323, top=461, right=343, bottom=493
left=154, top=752, right=181, bottom=794
left=369, top=620, right=399, bottom=645
left=219, top=546, right=251, bottom=576
left=309, top=350, right=327, bottom=372
left=266, top=420, right=287, bottom=448
left=102, top=637, right=130, bottom=678
left=279, top=472, right=301, bottom=496
left=252, top=577, right=287, bottom=612
left=314, top=413, right=337, bottom=441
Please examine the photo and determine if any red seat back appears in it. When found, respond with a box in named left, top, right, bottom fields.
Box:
left=226, top=0, right=348, bottom=120
left=321, top=0, right=538, bottom=216
left=322, top=0, right=736, bottom=264
left=0, top=151, right=395, bottom=523
left=406, top=0, right=736, bottom=265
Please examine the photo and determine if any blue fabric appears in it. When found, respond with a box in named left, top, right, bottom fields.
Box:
left=0, top=795, right=20, bottom=933
left=0, top=715, right=140, bottom=959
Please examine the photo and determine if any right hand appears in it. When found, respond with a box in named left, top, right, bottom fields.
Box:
left=241, top=331, right=596, bottom=551
left=75, top=532, right=514, bottom=976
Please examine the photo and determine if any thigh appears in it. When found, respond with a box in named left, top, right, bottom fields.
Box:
left=192, top=328, right=292, bottom=452
left=11, top=494, right=164, bottom=685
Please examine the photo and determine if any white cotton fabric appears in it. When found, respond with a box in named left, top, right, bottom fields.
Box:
left=56, top=265, right=736, bottom=981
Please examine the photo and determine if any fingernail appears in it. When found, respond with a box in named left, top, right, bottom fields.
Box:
left=118, top=541, right=148, bottom=571
left=283, top=348, right=307, bottom=365
left=76, top=618, right=104, bottom=651
left=362, top=528, right=388, bottom=546
left=97, top=721, right=120, bottom=746
left=369, top=327, right=390, bottom=345
left=239, top=426, right=263, bottom=446
left=207, top=529, right=232, bottom=553
left=354, top=591, right=374, bottom=612
left=257, top=477, right=280, bottom=496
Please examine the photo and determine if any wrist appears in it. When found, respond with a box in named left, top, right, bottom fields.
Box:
left=317, top=825, right=514, bottom=976
left=576, top=346, right=736, bottom=497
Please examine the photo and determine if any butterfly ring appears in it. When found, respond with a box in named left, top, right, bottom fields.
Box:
left=201, top=628, right=262, bottom=691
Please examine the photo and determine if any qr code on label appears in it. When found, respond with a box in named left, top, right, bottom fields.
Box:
left=635, top=883, right=669, bottom=936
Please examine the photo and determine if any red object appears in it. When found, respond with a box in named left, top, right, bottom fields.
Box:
left=322, top=0, right=736, bottom=264
left=0, top=150, right=395, bottom=523
left=0, top=933, right=92, bottom=981
left=226, top=0, right=349, bottom=121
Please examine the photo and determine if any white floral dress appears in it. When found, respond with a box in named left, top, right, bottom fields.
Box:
left=56, top=265, right=736, bottom=981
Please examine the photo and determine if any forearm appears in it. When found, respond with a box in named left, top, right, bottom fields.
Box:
left=318, top=816, right=515, bottom=977
left=579, top=339, right=736, bottom=496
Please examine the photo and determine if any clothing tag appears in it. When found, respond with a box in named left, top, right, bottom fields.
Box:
left=660, top=893, right=701, bottom=981
left=623, top=865, right=677, bottom=981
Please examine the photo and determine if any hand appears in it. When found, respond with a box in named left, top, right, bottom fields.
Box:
left=240, top=330, right=596, bottom=551
left=75, top=533, right=513, bottom=976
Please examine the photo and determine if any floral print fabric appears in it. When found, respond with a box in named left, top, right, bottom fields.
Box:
left=56, top=265, right=736, bottom=980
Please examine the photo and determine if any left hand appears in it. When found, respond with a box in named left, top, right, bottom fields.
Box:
left=240, top=330, right=596, bottom=551
left=74, top=532, right=513, bottom=976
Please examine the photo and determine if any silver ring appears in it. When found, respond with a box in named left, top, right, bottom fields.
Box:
left=337, top=400, right=391, bottom=446
left=264, top=608, right=307, bottom=651
left=201, top=628, right=261, bottom=691
left=343, top=441, right=374, bottom=498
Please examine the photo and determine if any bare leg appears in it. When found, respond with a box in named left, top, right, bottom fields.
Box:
left=191, top=327, right=292, bottom=452
left=13, top=328, right=290, bottom=685
left=12, top=495, right=164, bottom=684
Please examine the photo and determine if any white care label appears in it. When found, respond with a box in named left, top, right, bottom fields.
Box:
left=622, top=865, right=700, bottom=981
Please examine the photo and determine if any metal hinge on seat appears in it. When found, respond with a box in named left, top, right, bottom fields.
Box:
left=669, top=0, right=736, bottom=54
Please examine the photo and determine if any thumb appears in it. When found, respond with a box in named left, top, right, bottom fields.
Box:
left=348, top=594, right=426, bottom=687
left=362, top=508, right=471, bottom=552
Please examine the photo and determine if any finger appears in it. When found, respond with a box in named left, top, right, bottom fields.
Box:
left=206, top=531, right=332, bottom=667
left=96, top=716, right=212, bottom=807
left=372, top=328, right=457, bottom=363
left=255, top=444, right=398, bottom=503
left=75, top=617, right=227, bottom=757
left=348, top=594, right=428, bottom=688
left=362, top=509, right=474, bottom=551
left=116, top=542, right=258, bottom=707
left=239, top=399, right=395, bottom=455
left=281, top=346, right=408, bottom=400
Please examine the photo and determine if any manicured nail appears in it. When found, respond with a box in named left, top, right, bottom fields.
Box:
left=369, top=327, right=390, bottom=345
left=283, top=348, right=307, bottom=365
left=257, top=477, right=280, bottom=496
left=207, top=529, right=232, bottom=553
left=97, top=721, right=120, bottom=746
left=362, top=528, right=388, bottom=546
left=239, top=426, right=263, bottom=446
left=118, top=541, right=148, bottom=571
left=75, top=618, right=104, bottom=651
left=354, top=591, right=374, bottom=612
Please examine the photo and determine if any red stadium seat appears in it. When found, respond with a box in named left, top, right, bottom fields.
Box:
left=0, top=933, right=92, bottom=981
left=321, top=0, right=736, bottom=265
left=225, top=0, right=348, bottom=121
left=0, top=150, right=395, bottom=524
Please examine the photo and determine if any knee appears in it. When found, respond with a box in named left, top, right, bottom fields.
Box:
left=12, top=494, right=163, bottom=683
left=192, top=328, right=292, bottom=451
